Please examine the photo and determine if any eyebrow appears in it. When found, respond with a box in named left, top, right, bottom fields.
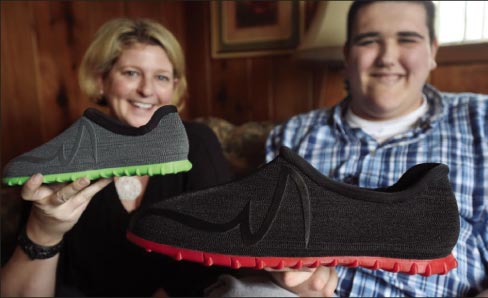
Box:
left=352, top=32, right=380, bottom=43
left=397, top=31, right=425, bottom=39
left=120, top=65, right=173, bottom=73
left=353, top=31, right=425, bottom=43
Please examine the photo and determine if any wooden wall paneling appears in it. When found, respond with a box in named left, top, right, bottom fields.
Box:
left=210, top=59, right=251, bottom=124
left=68, top=1, right=125, bottom=118
left=430, top=64, right=488, bottom=94
left=318, top=67, right=347, bottom=108
left=184, top=1, right=213, bottom=120
left=1, top=2, right=43, bottom=169
left=124, top=1, right=186, bottom=44
left=159, top=2, right=186, bottom=49
left=436, top=43, right=488, bottom=65
left=310, top=66, right=329, bottom=108
left=183, top=1, right=315, bottom=124
left=31, top=1, right=75, bottom=141
left=49, top=1, right=105, bottom=118
left=303, top=64, right=343, bottom=109
left=271, top=56, right=315, bottom=122
left=247, top=58, right=274, bottom=121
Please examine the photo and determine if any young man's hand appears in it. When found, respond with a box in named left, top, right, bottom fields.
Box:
left=268, top=266, right=338, bottom=297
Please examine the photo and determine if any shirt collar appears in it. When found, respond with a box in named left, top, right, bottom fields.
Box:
left=419, top=83, right=446, bottom=129
left=331, top=83, right=446, bottom=139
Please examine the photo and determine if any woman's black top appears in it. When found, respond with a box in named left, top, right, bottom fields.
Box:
left=56, top=122, right=233, bottom=297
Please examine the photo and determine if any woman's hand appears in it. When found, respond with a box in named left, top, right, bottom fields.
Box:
left=268, top=266, right=338, bottom=297
left=21, top=173, right=112, bottom=245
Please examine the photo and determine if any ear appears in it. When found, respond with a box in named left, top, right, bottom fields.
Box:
left=173, top=78, right=179, bottom=89
left=429, top=39, right=439, bottom=70
left=343, top=43, right=350, bottom=66
left=97, top=76, right=105, bottom=95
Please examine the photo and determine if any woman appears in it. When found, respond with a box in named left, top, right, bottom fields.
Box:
left=1, top=18, right=232, bottom=297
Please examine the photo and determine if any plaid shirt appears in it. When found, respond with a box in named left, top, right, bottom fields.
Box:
left=266, top=84, right=488, bottom=297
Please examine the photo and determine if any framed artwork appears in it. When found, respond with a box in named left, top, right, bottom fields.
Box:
left=211, top=1, right=302, bottom=58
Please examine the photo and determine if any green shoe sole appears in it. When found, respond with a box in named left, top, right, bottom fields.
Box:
left=2, top=160, right=192, bottom=186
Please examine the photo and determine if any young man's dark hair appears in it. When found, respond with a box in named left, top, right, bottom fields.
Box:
left=346, top=0, right=437, bottom=46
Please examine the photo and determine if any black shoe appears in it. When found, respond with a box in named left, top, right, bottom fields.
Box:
left=3, top=106, right=192, bottom=185
left=127, top=147, right=459, bottom=276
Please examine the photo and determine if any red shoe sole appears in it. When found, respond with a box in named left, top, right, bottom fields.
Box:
left=127, top=231, right=457, bottom=276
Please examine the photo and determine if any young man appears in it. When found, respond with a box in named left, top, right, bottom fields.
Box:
left=260, top=1, right=487, bottom=297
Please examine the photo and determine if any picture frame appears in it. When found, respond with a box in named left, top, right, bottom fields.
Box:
left=211, top=1, right=303, bottom=59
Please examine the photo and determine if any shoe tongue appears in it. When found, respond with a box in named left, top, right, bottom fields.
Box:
left=147, top=105, right=177, bottom=126
left=279, top=146, right=307, bottom=163
left=83, top=107, right=106, bottom=119
left=278, top=146, right=315, bottom=173
left=279, top=146, right=294, bottom=157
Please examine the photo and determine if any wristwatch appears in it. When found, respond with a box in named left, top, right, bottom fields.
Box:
left=17, top=226, right=63, bottom=260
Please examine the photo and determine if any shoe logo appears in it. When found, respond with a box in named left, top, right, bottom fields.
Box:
left=16, top=118, right=98, bottom=166
left=146, top=165, right=311, bottom=247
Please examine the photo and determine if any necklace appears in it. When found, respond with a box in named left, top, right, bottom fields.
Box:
left=115, top=176, right=142, bottom=201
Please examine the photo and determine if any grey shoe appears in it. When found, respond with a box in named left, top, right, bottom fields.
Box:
left=3, top=105, right=192, bottom=186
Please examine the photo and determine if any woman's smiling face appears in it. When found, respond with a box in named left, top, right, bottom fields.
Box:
left=100, top=43, right=178, bottom=127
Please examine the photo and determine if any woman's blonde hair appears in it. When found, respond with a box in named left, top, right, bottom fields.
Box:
left=78, top=18, right=187, bottom=110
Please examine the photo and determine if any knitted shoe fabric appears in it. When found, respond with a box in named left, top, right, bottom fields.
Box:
left=3, top=105, right=192, bottom=186
left=127, top=146, right=460, bottom=276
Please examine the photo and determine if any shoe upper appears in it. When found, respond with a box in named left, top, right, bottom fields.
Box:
left=129, top=146, right=460, bottom=260
left=3, top=105, right=189, bottom=179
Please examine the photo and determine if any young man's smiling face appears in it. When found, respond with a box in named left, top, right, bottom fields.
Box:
left=344, top=1, right=438, bottom=120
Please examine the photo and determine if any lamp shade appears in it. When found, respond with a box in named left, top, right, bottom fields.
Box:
left=296, top=1, right=352, bottom=62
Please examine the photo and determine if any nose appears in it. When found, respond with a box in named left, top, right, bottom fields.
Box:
left=137, top=77, right=154, bottom=97
left=376, top=40, right=398, bottom=67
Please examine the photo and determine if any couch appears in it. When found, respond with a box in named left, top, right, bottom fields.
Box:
left=194, top=117, right=275, bottom=177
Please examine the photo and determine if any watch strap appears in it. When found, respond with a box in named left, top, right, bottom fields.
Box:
left=17, top=226, right=63, bottom=260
